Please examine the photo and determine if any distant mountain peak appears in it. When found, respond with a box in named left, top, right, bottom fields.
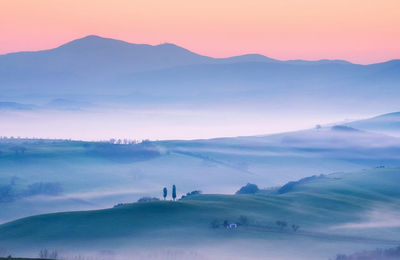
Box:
left=157, top=42, right=180, bottom=47
left=57, top=35, right=139, bottom=50
left=81, top=35, right=103, bottom=39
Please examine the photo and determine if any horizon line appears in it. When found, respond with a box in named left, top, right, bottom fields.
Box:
left=2, top=34, right=400, bottom=66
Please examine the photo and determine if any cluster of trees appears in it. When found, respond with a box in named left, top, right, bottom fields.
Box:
left=117, top=185, right=198, bottom=207
left=39, top=248, right=58, bottom=259
left=107, top=138, right=158, bottom=145
left=0, top=136, right=24, bottom=140
left=210, top=217, right=300, bottom=232
left=0, top=181, right=63, bottom=203
left=117, top=185, right=203, bottom=207
left=276, top=220, right=299, bottom=232
left=210, top=215, right=249, bottom=229
left=179, top=190, right=202, bottom=200
left=108, top=138, right=139, bottom=145
left=137, top=197, right=159, bottom=202
left=235, top=183, right=259, bottom=194
left=335, top=246, right=400, bottom=260
left=162, top=185, right=177, bottom=201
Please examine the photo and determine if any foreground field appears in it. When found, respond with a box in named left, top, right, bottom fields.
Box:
left=1, top=168, right=400, bottom=259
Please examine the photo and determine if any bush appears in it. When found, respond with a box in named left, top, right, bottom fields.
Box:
left=137, top=197, right=160, bottom=202
left=291, top=224, right=299, bottom=232
left=223, top=220, right=229, bottom=228
left=180, top=190, right=202, bottom=200
left=235, top=183, right=259, bottom=194
left=276, top=220, right=287, bottom=229
left=186, top=190, right=202, bottom=196
left=113, top=203, right=126, bottom=208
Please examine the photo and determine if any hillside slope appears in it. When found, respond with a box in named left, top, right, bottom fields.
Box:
left=2, top=119, right=400, bottom=223
left=346, top=112, right=400, bottom=137
left=1, top=168, right=400, bottom=259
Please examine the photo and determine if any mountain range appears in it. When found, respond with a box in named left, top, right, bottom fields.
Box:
left=1, top=35, right=399, bottom=115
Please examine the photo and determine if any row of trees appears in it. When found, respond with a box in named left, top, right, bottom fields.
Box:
left=276, top=220, right=299, bottom=232
left=39, top=248, right=58, bottom=259
left=163, top=185, right=177, bottom=201
left=210, top=215, right=249, bottom=229
left=108, top=138, right=139, bottom=145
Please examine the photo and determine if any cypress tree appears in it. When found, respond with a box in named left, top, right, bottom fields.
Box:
left=172, top=185, right=176, bottom=201
left=163, top=187, right=167, bottom=200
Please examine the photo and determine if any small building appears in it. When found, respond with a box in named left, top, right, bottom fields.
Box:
left=227, top=223, right=238, bottom=229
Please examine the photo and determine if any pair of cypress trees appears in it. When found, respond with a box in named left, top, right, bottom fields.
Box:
left=163, top=185, right=176, bottom=200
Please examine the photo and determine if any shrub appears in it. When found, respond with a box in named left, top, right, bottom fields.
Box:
left=276, top=220, right=287, bottom=229
left=113, top=203, right=126, bottom=208
left=137, top=197, right=160, bottom=202
left=291, top=224, right=299, bottom=232
left=235, top=183, right=259, bottom=194
left=223, top=220, right=229, bottom=228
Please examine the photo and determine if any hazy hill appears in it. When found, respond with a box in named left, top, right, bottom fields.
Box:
left=346, top=111, right=400, bottom=137
left=2, top=113, right=400, bottom=223
left=1, top=35, right=399, bottom=115
left=0, top=102, right=35, bottom=111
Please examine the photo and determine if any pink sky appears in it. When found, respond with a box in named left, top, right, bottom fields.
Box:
left=0, top=0, right=399, bottom=64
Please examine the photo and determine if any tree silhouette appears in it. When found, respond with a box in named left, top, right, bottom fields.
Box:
left=163, top=187, right=167, bottom=200
left=172, top=185, right=176, bottom=201
left=223, top=220, right=229, bottom=228
left=276, top=220, right=287, bottom=230
left=292, top=224, right=299, bottom=232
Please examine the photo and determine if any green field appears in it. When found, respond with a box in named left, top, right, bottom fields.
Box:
left=2, top=128, right=400, bottom=224
left=1, top=167, right=400, bottom=259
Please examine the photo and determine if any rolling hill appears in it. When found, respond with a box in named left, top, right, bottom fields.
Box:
left=1, top=168, right=400, bottom=259
left=346, top=112, right=400, bottom=137
left=1, top=112, right=400, bottom=224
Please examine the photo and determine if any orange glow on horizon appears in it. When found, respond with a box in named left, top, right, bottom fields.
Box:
left=0, top=0, right=399, bottom=64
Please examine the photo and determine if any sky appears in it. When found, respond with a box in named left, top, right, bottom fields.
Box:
left=0, top=0, right=399, bottom=64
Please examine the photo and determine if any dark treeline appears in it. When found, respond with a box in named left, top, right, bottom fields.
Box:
left=0, top=181, right=63, bottom=203
left=335, top=246, right=400, bottom=260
